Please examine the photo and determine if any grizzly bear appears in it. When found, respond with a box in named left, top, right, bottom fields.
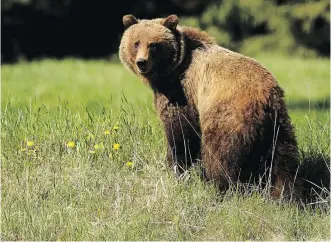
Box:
left=119, top=14, right=302, bottom=201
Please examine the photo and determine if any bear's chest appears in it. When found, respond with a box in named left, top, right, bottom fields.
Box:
left=154, top=91, right=200, bottom=135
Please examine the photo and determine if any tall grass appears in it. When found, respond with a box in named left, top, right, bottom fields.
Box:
left=1, top=55, right=330, bottom=240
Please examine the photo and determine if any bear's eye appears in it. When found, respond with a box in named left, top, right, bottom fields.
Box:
left=134, top=41, right=140, bottom=49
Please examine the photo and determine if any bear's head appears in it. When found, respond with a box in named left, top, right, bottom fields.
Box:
left=119, top=14, right=185, bottom=83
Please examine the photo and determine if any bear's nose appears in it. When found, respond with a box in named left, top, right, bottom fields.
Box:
left=136, top=58, right=147, bottom=70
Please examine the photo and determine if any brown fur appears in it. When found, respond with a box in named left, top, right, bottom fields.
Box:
left=119, top=14, right=302, bottom=201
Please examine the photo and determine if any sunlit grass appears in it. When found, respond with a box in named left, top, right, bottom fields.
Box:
left=1, top=55, right=330, bottom=240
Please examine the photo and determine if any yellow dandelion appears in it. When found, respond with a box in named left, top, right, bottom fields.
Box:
left=26, top=140, right=34, bottom=147
left=126, top=161, right=134, bottom=168
left=113, top=143, right=120, bottom=150
left=112, top=125, right=119, bottom=131
left=104, top=130, right=110, bottom=135
left=89, top=150, right=96, bottom=154
left=67, top=141, right=75, bottom=148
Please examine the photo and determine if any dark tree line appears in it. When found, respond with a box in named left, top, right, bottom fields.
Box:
left=1, top=0, right=213, bottom=63
left=1, top=0, right=329, bottom=64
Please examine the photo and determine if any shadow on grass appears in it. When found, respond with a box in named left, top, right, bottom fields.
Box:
left=193, top=149, right=330, bottom=208
left=299, top=150, right=330, bottom=206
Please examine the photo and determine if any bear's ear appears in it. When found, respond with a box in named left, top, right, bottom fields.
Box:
left=163, top=14, right=179, bottom=31
left=123, top=14, right=138, bottom=30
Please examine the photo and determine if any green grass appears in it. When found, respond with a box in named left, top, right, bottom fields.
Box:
left=1, top=58, right=153, bottom=114
left=1, top=54, right=330, bottom=240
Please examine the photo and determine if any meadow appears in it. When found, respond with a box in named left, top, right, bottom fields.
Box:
left=1, top=54, right=330, bottom=240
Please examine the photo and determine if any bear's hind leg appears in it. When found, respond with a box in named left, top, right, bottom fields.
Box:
left=263, top=111, right=302, bottom=202
left=201, top=124, right=244, bottom=191
left=268, top=141, right=302, bottom=202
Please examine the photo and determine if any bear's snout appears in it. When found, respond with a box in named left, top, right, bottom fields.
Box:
left=136, top=58, right=147, bottom=68
left=136, top=58, right=150, bottom=73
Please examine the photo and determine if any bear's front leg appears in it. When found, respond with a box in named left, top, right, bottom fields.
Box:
left=166, top=144, right=186, bottom=176
left=163, top=116, right=201, bottom=177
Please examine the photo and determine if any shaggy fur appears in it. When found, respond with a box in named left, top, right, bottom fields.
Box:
left=119, top=14, right=302, bottom=201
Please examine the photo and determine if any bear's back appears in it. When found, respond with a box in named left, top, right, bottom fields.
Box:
left=185, top=45, right=280, bottom=108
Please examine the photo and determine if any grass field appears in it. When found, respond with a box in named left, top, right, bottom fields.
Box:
left=1, top=54, right=330, bottom=240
